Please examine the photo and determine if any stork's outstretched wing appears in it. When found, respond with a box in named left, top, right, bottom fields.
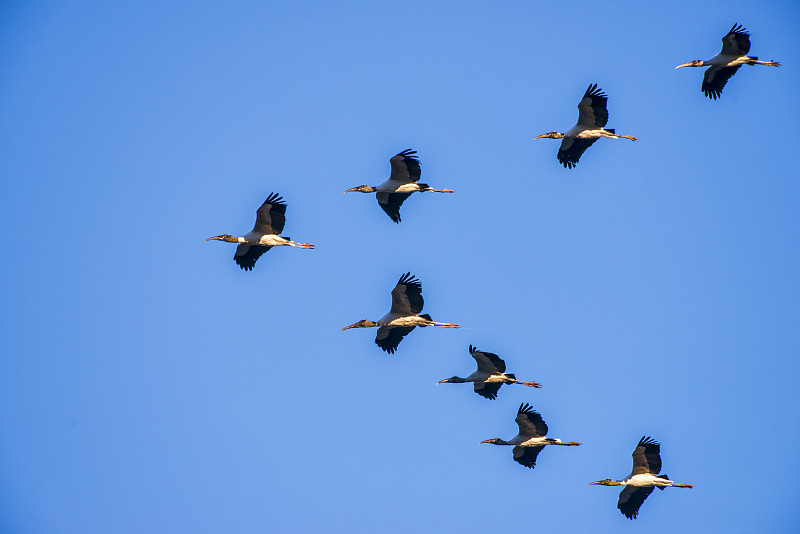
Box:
left=576, top=84, right=609, bottom=128
left=473, top=381, right=502, bottom=400
left=375, top=325, right=415, bottom=354
left=388, top=149, right=421, bottom=183
left=702, top=65, right=740, bottom=100
left=377, top=192, right=412, bottom=223
left=513, top=445, right=544, bottom=469
left=234, top=244, right=270, bottom=271
left=720, top=23, right=750, bottom=56
left=252, top=193, right=287, bottom=235
left=515, top=403, right=548, bottom=438
left=469, top=345, right=506, bottom=374
left=617, top=485, right=655, bottom=520
left=557, top=137, right=598, bottom=169
left=631, top=436, right=662, bottom=475
left=389, top=272, right=424, bottom=315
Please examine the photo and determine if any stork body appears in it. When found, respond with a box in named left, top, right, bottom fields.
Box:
left=481, top=403, right=580, bottom=468
left=676, top=24, right=780, bottom=100
left=344, top=149, right=454, bottom=223
left=437, top=345, right=542, bottom=399
left=206, top=193, right=314, bottom=271
left=341, top=272, right=460, bottom=354
left=534, top=84, right=638, bottom=169
left=590, top=436, right=694, bottom=520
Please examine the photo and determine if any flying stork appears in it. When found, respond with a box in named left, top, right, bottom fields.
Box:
left=533, top=84, right=638, bottom=169
left=675, top=23, right=780, bottom=100
left=590, top=436, right=694, bottom=520
left=480, top=403, right=580, bottom=468
left=344, top=149, right=454, bottom=223
left=206, top=193, right=314, bottom=271
left=341, top=272, right=460, bottom=354
left=436, top=345, right=542, bottom=399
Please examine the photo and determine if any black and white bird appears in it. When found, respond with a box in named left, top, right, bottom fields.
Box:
left=590, top=436, right=694, bottom=520
left=344, top=149, right=454, bottom=223
left=676, top=23, right=780, bottom=100
left=436, top=345, right=542, bottom=399
left=534, top=84, right=638, bottom=169
left=481, top=403, right=580, bottom=468
left=341, top=272, right=460, bottom=354
left=206, top=193, right=314, bottom=271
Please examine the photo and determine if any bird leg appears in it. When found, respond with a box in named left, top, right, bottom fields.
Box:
left=432, top=322, right=461, bottom=328
left=434, top=189, right=455, bottom=193
left=674, top=483, right=694, bottom=488
left=563, top=441, right=581, bottom=446
left=619, top=134, right=638, bottom=142
left=522, top=381, right=543, bottom=388
left=297, top=243, right=315, bottom=249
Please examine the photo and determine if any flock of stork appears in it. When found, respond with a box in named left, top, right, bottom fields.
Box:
left=206, top=24, right=779, bottom=520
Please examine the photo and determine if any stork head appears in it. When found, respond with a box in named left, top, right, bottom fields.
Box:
left=589, top=479, right=622, bottom=486
left=480, top=438, right=507, bottom=445
left=344, top=185, right=376, bottom=193
left=205, top=234, right=237, bottom=243
left=341, top=319, right=377, bottom=331
left=675, top=60, right=704, bottom=69
left=436, top=376, right=464, bottom=384
left=533, top=131, right=565, bottom=140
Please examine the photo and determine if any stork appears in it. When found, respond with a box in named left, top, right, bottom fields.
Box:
left=676, top=23, right=780, bottom=100
left=344, top=149, right=454, bottom=223
left=480, top=403, right=580, bottom=468
left=436, top=345, right=542, bottom=399
left=534, top=84, right=638, bottom=169
left=206, top=193, right=314, bottom=271
left=341, top=272, right=460, bottom=354
left=590, top=436, right=694, bottom=520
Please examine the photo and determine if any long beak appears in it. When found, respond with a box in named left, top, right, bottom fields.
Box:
left=675, top=63, right=693, bottom=69
left=532, top=134, right=549, bottom=140
left=340, top=323, right=358, bottom=332
left=205, top=236, right=219, bottom=241
left=435, top=379, right=448, bottom=384
left=343, top=187, right=359, bottom=193
left=479, top=439, right=493, bottom=444
left=588, top=481, right=602, bottom=485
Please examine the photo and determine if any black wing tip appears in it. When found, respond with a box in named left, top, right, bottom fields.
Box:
left=584, top=83, right=608, bottom=100
left=728, top=23, right=749, bottom=36
left=396, top=148, right=419, bottom=160
left=469, top=344, right=477, bottom=354
left=397, top=272, right=421, bottom=287
left=638, top=436, right=660, bottom=448
left=264, top=192, right=286, bottom=205
left=517, top=402, right=537, bottom=416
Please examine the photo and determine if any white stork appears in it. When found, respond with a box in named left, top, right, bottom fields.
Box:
left=534, top=84, right=638, bottom=169
left=481, top=403, right=580, bottom=468
left=341, top=272, right=460, bottom=354
left=590, top=436, right=694, bottom=520
left=676, top=23, right=780, bottom=100
left=436, top=345, right=542, bottom=399
left=344, top=149, right=454, bottom=223
left=206, top=193, right=314, bottom=271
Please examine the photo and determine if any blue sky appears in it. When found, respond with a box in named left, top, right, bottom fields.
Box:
left=1, top=1, right=799, bottom=532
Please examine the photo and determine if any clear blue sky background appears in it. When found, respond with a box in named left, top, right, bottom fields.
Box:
left=2, top=1, right=799, bottom=532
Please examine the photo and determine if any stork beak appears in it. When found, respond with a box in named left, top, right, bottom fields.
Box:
left=435, top=379, right=447, bottom=384
left=340, top=323, right=358, bottom=332
left=588, top=481, right=602, bottom=485
left=479, top=439, right=493, bottom=444
left=343, top=187, right=358, bottom=193
left=675, top=62, right=692, bottom=69
left=532, top=134, right=548, bottom=140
